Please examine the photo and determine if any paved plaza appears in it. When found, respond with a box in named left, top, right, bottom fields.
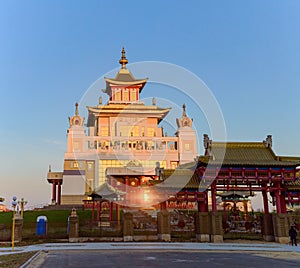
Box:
left=0, top=242, right=299, bottom=267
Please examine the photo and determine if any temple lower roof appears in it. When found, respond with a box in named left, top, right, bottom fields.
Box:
left=198, top=142, right=300, bottom=167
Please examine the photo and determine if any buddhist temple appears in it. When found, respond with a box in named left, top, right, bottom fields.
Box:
left=47, top=48, right=198, bottom=206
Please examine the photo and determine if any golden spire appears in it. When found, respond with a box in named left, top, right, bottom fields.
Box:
left=75, top=102, right=79, bottom=115
left=182, top=103, right=187, bottom=117
left=119, top=47, right=128, bottom=69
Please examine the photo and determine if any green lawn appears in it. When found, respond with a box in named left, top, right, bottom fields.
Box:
left=0, top=210, right=92, bottom=227
left=0, top=251, right=37, bottom=268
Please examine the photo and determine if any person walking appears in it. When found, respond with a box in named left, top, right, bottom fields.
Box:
left=289, top=225, right=297, bottom=246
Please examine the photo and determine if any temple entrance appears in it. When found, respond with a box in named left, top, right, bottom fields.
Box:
left=219, top=191, right=261, bottom=238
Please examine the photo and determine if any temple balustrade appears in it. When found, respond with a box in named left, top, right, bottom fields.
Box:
left=83, top=136, right=179, bottom=153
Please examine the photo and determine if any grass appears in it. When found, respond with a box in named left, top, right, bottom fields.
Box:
left=0, top=251, right=37, bottom=268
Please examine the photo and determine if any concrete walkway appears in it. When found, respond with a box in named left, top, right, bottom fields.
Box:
left=1, top=242, right=300, bottom=256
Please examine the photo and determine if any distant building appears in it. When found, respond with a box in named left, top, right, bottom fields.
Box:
left=47, top=49, right=198, bottom=205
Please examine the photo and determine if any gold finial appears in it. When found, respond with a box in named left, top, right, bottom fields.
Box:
left=75, top=102, right=79, bottom=115
left=182, top=103, right=187, bottom=117
left=119, top=47, right=128, bottom=69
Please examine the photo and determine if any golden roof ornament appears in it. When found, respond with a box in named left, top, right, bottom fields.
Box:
left=119, top=47, right=128, bottom=69
left=75, top=102, right=79, bottom=116
left=182, top=103, right=187, bottom=117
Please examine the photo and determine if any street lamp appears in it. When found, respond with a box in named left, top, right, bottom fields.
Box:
left=18, top=198, right=27, bottom=218
left=11, top=196, right=17, bottom=252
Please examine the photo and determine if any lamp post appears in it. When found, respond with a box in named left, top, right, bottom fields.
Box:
left=11, top=196, right=17, bottom=252
left=18, top=198, right=27, bottom=218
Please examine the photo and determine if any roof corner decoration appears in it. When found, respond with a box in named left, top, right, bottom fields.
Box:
left=68, top=102, right=84, bottom=127
left=176, top=103, right=193, bottom=128
left=263, top=135, right=272, bottom=148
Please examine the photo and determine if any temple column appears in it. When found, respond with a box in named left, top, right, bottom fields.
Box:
left=211, top=181, right=217, bottom=212
left=116, top=203, right=119, bottom=222
left=197, top=201, right=206, bottom=212
left=125, top=177, right=129, bottom=204
left=96, top=202, right=101, bottom=221
left=52, top=183, right=57, bottom=204
left=57, top=182, right=61, bottom=205
left=280, top=191, right=287, bottom=214
left=275, top=183, right=282, bottom=213
left=205, top=191, right=209, bottom=212
left=243, top=200, right=248, bottom=221
left=92, top=199, right=95, bottom=223
left=262, top=184, right=269, bottom=214
left=160, top=201, right=167, bottom=210
left=109, top=202, right=113, bottom=221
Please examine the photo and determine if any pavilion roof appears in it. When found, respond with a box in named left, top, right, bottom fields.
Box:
left=198, top=142, right=300, bottom=167
left=89, top=182, right=126, bottom=199
left=158, top=168, right=200, bottom=190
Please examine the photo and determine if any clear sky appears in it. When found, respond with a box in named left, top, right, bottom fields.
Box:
left=1, top=1, right=300, bottom=209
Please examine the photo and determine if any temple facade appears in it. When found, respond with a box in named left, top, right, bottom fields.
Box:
left=48, top=48, right=198, bottom=205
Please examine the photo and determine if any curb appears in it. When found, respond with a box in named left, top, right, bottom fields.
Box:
left=20, top=250, right=48, bottom=268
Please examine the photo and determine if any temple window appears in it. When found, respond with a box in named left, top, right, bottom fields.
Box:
left=100, top=126, right=109, bottom=136
left=148, top=127, right=155, bottom=137
left=73, top=162, right=79, bottom=168
left=114, top=89, right=121, bottom=101
left=185, top=143, right=191, bottom=151
left=123, top=89, right=129, bottom=101
left=87, top=162, right=93, bottom=170
left=130, top=88, right=136, bottom=101
left=171, top=161, right=178, bottom=169
left=73, top=142, right=79, bottom=150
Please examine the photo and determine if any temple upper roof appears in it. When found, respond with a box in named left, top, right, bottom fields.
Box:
left=103, top=48, right=148, bottom=95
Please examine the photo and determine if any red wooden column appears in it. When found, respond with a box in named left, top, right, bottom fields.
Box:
left=275, top=182, right=282, bottom=213
left=116, top=203, right=119, bottom=222
left=52, top=182, right=57, bottom=203
left=261, top=183, right=269, bottom=214
left=197, top=192, right=208, bottom=212
left=92, top=199, right=95, bottom=223
left=197, top=201, right=206, bottom=212
left=160, top=201, right=167, bottom=210
left=125, top=177, right=129, bottom=204
left=109, top=202, right=113, bottom=221
left=97, top=202, right=101, bottom=221
left=211, top=181, right=217, bottom=212
left=57, top=182, right=61, bottom=205
left=280, top=190, right=287, bottom=214
left=205, top=191, right=209, bottom=212
left=243, top=200, right=249, bottom=221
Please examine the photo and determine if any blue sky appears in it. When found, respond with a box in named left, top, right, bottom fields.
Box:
left=1, top=1, right=300, bottom=209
